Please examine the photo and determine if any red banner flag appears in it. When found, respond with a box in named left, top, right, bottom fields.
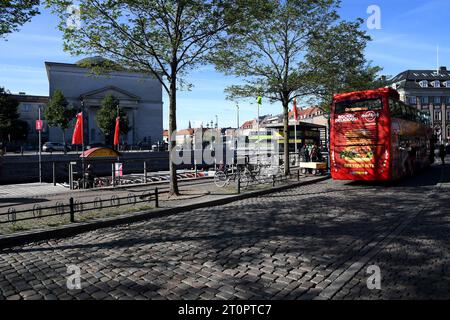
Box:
left=114, top=117, right=120, bottom=146
left=293, top=98, right=299, bottom=121
left=72, top=112, right=83, bottom=145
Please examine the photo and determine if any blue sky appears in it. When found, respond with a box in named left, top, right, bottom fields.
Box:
left=1, top=0, right=449, bottom=129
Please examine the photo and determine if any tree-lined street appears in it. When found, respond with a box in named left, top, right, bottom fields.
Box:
left=0, top=161, right=448, bottom=300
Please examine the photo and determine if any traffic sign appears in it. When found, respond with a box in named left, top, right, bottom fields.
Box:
left=36, top=120, right=43, bottom=131
left=115, top=163, right=123, bottom=177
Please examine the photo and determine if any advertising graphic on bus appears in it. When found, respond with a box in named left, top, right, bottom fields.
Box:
left=330, top=88, right=434, bottom=181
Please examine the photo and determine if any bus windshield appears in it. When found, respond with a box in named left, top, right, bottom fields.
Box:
left=335, top=98, right=383, bottom=114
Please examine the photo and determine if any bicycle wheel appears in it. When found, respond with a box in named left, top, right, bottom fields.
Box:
left=239, top=168, right=251, bottom=188
left=214, top=171, right=229, bottom=188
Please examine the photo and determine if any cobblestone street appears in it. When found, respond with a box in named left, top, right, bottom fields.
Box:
left=0, top=162, right=448, bottom=300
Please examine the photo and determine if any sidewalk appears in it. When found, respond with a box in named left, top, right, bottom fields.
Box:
left=0, top=183, right=69, bottom=200
left=0, top=173, right=329, bottom=239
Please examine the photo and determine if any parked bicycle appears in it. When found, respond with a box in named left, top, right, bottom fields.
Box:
left=214, top=164, right=255, bottom=188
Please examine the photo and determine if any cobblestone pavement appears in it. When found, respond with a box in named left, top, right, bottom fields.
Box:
left=0, top=162, right=448, bottom=300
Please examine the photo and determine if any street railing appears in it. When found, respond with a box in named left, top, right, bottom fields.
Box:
left=0, top=188, right=160, bottom=225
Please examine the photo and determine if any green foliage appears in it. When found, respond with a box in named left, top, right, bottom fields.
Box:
left=212, top=0, right=340, bottom=105
left=96, top=94, right=129, bottom=144
left=45, top=89, right=76, bottom=147
left=45, top=0, right=264, bottom=194
left=45, top=0, right=260, bottom=93
left=45, top=89, right=75, bottom=130
left=303, top=19, right=387, bottom=112
left=1, top=0, right=40, bottom=38
left=0, top=87, right=28, bottom=142
left=211, top=0, right=341, bottom=174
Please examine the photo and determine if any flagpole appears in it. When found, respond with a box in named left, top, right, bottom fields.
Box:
left=294, top=121, right=297, bottom=154
left=81, top=101, right=85, bottom=188
left=117, top=103, right=119, bottom=151
left=256, top=96, right=262, bottom=165
left=294, top=98, right=298, bottom=155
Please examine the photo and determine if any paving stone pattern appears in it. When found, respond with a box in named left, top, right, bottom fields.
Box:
left=0, top=163, right=448, bottom=300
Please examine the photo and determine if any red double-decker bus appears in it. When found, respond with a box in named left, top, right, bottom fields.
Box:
left=330, top=88, right=433, bottom=181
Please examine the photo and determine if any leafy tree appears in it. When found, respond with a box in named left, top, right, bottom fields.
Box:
left=212, top=0, right=340, bottom=175
left=44, top=89, right=76, bottom=153
left=0, top=87, right=28, bottom=143
left=45, top=0, right=264, bottom=195
left=96, top=94, right=129, bottom=146
left=303, top=19, right=387, bottom=112
left=1, top=0, right=40, bottom=38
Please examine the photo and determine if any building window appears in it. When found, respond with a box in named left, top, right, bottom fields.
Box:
left=432, top=80, right=441, bottom=88
left=409, top=96, right=417, bottom=105
left=434, top=109, right=442, bottom=122
left=447, top=110, right=450, bottom=121
left=447, top=126, right=450, bottom=139
left=444, top=81, right=450, bottom=88
left=421, top=96, right=429, bottom=105
left=434, top=96, right=441, bottom=104
left=419, top=80, right=428, bottom=88
left=446, top=96, right=450, bottom=104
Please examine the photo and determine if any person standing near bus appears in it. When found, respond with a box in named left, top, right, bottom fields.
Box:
left=439, top=144, right=446, bottom=165
left=311, top=144, right=319, bottom=162
left=300, top=144, right=307, bottom=162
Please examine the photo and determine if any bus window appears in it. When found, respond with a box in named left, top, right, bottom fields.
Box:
left=335, top=98, right=383, bottom=114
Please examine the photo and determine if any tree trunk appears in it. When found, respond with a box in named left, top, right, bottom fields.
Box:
left=283, top=100, right=290, bottom=176
left=169, top=75, right=180, bottom=196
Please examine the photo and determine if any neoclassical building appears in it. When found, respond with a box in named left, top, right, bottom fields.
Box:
left=389, top=66, right=450, bottom=142
left=44, top=57, right=163, bottom=146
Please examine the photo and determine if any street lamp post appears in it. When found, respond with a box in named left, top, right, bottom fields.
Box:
left=38, top=105, right=42, bottom=183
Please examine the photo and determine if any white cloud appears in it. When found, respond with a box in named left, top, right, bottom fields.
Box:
left=399, top=0, right=450, bottom=18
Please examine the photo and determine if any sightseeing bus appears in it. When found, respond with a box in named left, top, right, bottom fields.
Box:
left=330, top=88, right=433, bottom=181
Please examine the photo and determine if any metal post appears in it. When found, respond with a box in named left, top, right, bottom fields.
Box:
left=194, top=160, right=198, bottom=178
left=53, top=162, right=56, bottom=186
left=144, top=161, right=147, bottom=183
left=237, top=172, right=241, bottom=194
left=257, top=102, right=260, bottom=164
left=155, top=188, right=159, bottom=208
left=112, top=163, right=116, bottom=187
left=38, top=106, right=42, bottom=183
left=297, top=169, right=300, bottom=181
left=69, top=197, right=75, bottom=223
left=81, top=101, right=85, bottom=189
left=236, top=103, right=240, bottom=129
left=69, top=164, right=72, bottom=190
left=272, top=175, right=276, bottom=187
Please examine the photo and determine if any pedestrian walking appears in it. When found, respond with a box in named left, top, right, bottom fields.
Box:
left=439, top=144, right=446, bottom=165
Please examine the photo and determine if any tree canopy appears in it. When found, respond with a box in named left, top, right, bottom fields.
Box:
left=0, top=87, right=28, bottom=142
left=96, top=94, right=129, bottom=146
left=303, top=19, right=386, bottom=112
left=45, top=89, right=76, bottom=151
left=0, top=0, right=40, bottom=38
left=212, top=0, right=341, bottom=174
left=46, top=0, right=264, bottom=195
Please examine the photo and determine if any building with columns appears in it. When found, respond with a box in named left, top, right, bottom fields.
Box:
left=45, top=57, right=163, bottom=146
left=389, top=66, right=450, bottom=142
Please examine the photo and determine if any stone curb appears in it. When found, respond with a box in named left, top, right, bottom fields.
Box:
left=0, top=176, right=330, bottom=250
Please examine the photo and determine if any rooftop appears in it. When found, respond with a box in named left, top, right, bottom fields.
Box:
left=389, top=67, right=450, bottom=90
